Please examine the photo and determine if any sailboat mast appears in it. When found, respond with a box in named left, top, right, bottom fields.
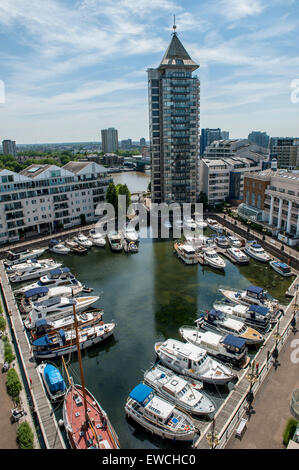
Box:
left=73, top=303, right=89, bottom=422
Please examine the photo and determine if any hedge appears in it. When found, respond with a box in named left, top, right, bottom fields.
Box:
left=0, top=315, right=6, bottom=331
left=283, top=418, right=298, bottom=446
left=2, top=336, right=15, bottom=363
left=6, top=368, right=22, bottom=401
left=17, top=422, right=34, bottom=449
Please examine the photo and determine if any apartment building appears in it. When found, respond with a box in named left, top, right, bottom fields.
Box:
left=204, top=139, right=269, bottom=163
left=200, top=157, right=262, bottom=205
left=239, top=169, right=299, bottom=241
left=101, top=128, right=118, bottom=153
left=2, top=139, right=17, bottom=158
left=270, top=137, right=299, bottom=169
left=0, top=161, right=111, bottom=244
left=148, top=26, right=200, bottom=204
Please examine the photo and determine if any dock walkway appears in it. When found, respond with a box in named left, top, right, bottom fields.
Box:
left=0, top=262, right=66, bottom=449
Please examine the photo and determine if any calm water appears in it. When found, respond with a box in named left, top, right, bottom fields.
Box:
left=21, top=172, right=294, bottom=449
left=112, top=170, right=150, bottom=193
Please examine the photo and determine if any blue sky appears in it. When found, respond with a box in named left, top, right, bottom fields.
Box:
left=0, top=0, right=298, bottom=144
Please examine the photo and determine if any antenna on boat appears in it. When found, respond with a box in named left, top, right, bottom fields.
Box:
left=73, top=303, right=89, bottom=423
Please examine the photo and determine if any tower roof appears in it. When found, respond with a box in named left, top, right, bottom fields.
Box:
left=158, top=32, right=199, bottom=71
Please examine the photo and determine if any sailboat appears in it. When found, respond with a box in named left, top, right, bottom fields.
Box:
left=62, top=303, right=120, bottom=449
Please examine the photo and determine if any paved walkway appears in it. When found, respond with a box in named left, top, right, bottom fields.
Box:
left=0, top=370, right=18, bottom=449
left=226, top=329, right=299, bottom=449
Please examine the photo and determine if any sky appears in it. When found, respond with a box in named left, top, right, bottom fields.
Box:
left=0, top=0, right=298, bottom=144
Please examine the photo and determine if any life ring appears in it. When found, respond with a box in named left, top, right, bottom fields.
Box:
left=184, top=425, right=190, bottom=431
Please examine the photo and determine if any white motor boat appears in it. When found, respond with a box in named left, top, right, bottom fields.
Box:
left=108, top=232, right=123, bottom=252
left=144, top=363, right=215, bottom=416
left=155, top=338, right=236, bottom=385
left=244, top=241, right=271, bottom=263
left=6, top=258, right=55, bottom=273
left=125, top=383, right=196, bottom=441
left=174, top=242, right=198, bottom=265
left=8, top=260, right=62, bottom=283
left=4, top=248, right=46, bottom=267
left=199, top=310, right=264, bottom=345
left=37, top=363, right=66, bottom=402
left=74, top=232, right=93, bottom=248
left=183, top=217, right=197, bottom=230
left=227, top=247, right=249, bottom=264
left=48, top=239, right=70, bottom=255
left=179, top=326, right=250, bottom=368
left=219, top=285, right=279, bottom=312
left=195, top=218, right=207, bottom=230
left=122, top=225, right=139, bottom=242
left=213, top=301, right=272, bottom=332
left=14, top=267, right=82, bottom=295
left=19, top=285, right=82, bottom=313
left=227, top=235, right=243, bottom=248
left=24, top=295, right=100, bottom=329
left=206, top=219, right=223, bottom=234
left=89, top=229, right=106, bottom=247
left=185, top=235, right=207, bottom=251
left=215, top=236, right=229, bottom=248
left=269, top=260, right=293, bottom=277
left=202, top=249, right=226, bottom=270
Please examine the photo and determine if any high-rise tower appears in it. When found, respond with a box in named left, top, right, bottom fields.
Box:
left=148, top=23, right=200, bottom=204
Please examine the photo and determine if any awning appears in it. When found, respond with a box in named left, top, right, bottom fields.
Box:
left=129, top=384, right=153, bottom=404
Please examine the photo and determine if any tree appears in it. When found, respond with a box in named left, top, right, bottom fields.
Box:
left=6, top=368, right=22, bottom=400
left=197, top=191, right=208, bottom=210
left=116, top=184, right=131, bottom=217
left=17, top=422, right=34, bottom=449
left=105, top=182, right=118, bottom=212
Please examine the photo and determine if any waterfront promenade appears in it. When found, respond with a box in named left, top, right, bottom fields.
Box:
left=193, top=294, right=298, bottom=449
left=0, top=262, right=66, bottom=449
left=226, top=330, right=299, bottom=449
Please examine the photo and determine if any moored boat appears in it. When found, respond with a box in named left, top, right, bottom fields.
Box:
left=38, top=363, right=66, bottom=402
left=213, top=301, right=272, bottom=332
left=198, top=310, right=264, bottom=345
left=65, top=239, right=88, bottom=254
left=32, top=321, right=116, bottom=359
left=244, top=241, right=271, bottom=263
left=108, top=232, right=123, bottom=252
left=48, top=239, right=70, bottom=255
left=174, top=242, right=198, bottom=265
left=202, top=248, right=226, bottom=270
left=8, top=259, right=62, bottom=283
left=215, top=236, right=229, bottom=248
left=219, top=285, right=279, bottom=311
left=227, top=235, right=243, bottom=248
left=144, top=363, right=215, bottom=416
left=155, top=339, right=236, bottom=385
left=227, top=247, right=249, bottom=264
left=89, top=229, right=106, bottom=247
left=179, top=325, right=250, bottom=368
left=269, top=260, right=293, bottom=277
left=125, top=383, right=196, bottom=441
left=14, top=267, right=82, bottom=295
left=74, top=232, right=93, bottom=248
left=4, top=248, right=46, bottom=267
left=19, top=285, right=81, bottom=314
left=206, top=219, right=223, bottom=233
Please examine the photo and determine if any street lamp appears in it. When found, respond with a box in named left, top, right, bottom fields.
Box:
left=206, top=417, right=219, bottom=449
left=246, top=360, right=258, bottom=414
left=272, top=320, right=281, bottom=367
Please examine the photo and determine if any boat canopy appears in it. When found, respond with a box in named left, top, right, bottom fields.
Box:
left=49, top=267, right=70, bottom=276
left=252, top=244, right=261, bottom=248
left=49, top=239, right=59, bottom=245
left=247, top=285, right=264, bottom=295
left=24, top=286, right=49, bottom=299
left=33, top=334, right=51, bottom=346
left=35, top=296, right=62, bottom=308
left=44, top=364, right=66, bottom=393
left=35, top=319, right=49, bottom=328
left=129, top=384, right=153, bottom=404
left=222, top=334, right=246, bottom=350
left=273, top=262, right=290, bottom=271
left=248, top=305, right=269, bottom=316
left=208, top=309, right=225, bottom=319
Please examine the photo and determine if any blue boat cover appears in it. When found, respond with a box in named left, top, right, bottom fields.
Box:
left=248, top=305, right=269, bottom=316
left=247, top=285, right=264, bottom=295
left=223, top=334, right=246, bottom=349
left=49, top=239, right=59, bottom=245
left=209, top=309, right=225, bottom=319
left=35, top=319, right=48, bottom=328
left=49, top=267, right=70, bottom=276
left=44, top=364, right=66, bottom=394
left=25, top=286, right=49, bottom=298
left=252, top=244, right=261, bottom=248
left=129, top=384, right=153, bottom=404
left=35, top=296, right=62, bottom=308
left=274, top=262, right=289, bottom=269
left=33, top=335, right=51, bottom=347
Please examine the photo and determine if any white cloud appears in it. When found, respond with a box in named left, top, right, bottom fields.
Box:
left=220, top=0, right=265, bottom=20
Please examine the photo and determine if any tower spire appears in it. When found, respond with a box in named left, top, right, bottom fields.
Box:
left=173, top=14, right=177, bottom=35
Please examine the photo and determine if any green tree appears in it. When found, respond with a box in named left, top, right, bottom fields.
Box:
left=197, top=191, right=208, bottom=210
left=6, top=368, right=22, bottom=400
left=105, top=182, right=118, bottom=212
left=17, top=422, right=34, bottom=449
